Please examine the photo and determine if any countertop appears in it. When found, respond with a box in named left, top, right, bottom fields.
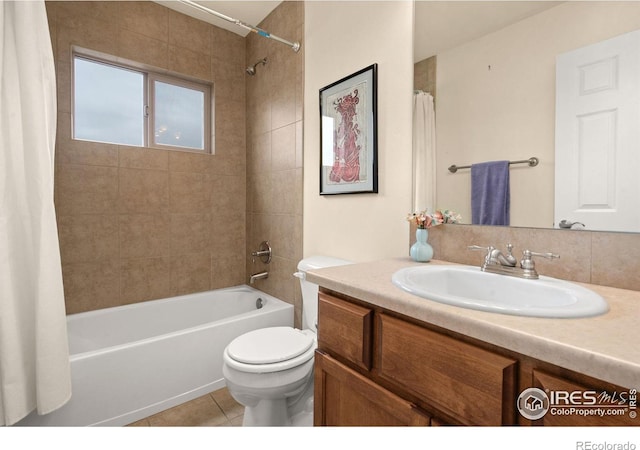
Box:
left=306, top=257, right=640, bottom=388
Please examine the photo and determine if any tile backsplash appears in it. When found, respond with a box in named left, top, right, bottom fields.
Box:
left=420, top=224, right=640, bottom=292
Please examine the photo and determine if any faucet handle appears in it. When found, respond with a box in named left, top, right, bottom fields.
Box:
left=467, top=245, right=492, bottom=252
left=520, top=250, right=560, bottom=278
left=523, top=250, right=560, bottom=261
left=251, top=241, right=272, bottom=264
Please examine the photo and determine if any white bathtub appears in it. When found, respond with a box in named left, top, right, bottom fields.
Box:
left=17, top=285, right=293, bottom=426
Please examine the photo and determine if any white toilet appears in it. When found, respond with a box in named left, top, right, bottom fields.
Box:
left=222, top=256, right=352, bottom=426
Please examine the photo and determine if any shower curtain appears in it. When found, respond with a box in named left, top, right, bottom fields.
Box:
left=412, top=91, right=437, bottom=213
left=0, top=1, right=71, bottom=425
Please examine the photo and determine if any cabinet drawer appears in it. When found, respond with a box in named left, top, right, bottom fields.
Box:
left=377, top=314, right=517, bottom=425
left=314, top=351, right=431, bottom=426
left=532, top=370, right=637, bottom=426
left=318, top=293, right=373, bottom=370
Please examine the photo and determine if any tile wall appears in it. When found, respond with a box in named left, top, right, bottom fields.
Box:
left=244, top=3, right=305, bottom=327
left=414, top=55, right=437, bottom=100
left=46, top=1, right=248, bottom=314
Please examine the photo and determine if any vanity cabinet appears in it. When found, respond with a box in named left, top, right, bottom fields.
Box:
left=315, top=291, right=517, bottom=426
left=315, top=289, right=637, bottom=427
left=315, top=292, right=430, bottom=425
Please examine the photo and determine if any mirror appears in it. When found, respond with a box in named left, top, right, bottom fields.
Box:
left=414, top=1, right=640, bottom=232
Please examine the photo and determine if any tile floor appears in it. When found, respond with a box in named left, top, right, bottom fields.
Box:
left=128, top=387, right=244, bottom=426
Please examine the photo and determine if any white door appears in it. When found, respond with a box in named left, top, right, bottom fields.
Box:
left=555, top=29, right=640, bottom=232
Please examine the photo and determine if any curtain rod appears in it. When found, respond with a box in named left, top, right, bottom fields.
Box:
left=178, top=0, right=301, bottom=53
left=448, top=157, right=539, bottom=173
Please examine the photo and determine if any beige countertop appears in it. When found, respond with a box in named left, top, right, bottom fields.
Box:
left=306, top=257, right=640, bottom=389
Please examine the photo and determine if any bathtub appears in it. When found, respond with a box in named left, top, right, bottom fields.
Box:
left=17, top=285, right=293, bottom=426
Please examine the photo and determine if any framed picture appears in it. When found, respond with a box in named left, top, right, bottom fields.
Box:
left=319, top=64, right=378, bottom=195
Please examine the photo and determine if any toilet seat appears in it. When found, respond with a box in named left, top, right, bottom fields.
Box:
left=224, top=327, right=316, bottom=374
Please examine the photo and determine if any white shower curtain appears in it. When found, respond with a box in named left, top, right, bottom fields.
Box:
left=412, top=91, right=437, bottom=213
left=0, top=1, right=71, bottom=426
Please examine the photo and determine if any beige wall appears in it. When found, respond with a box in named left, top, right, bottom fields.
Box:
left=303, top=1, right=414, bottom=263
left=47, top=1, right=247, bottom=314
left=434, top=1, right=640, bottom=228
left=245, top=2, right=305, bottom=327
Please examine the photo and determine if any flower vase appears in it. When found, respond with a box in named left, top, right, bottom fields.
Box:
left=410, top=228, right=433, bottom=262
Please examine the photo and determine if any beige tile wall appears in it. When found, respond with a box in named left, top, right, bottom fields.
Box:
left=46, top=1, right=247, bottom=314
left=420, top=224, right=640, bottom=292
left=245, top=2, right=305, bottom=327
left=414, top=55, right=437, bottom=100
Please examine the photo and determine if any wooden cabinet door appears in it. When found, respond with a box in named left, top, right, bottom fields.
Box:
left=532, top=370, right=638, bottom=426
left=314, top=351, right=431, bottom=426
left=377, top=314, right=518, bottom=425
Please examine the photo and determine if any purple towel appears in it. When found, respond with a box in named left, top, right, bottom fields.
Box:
left=471, top=160, right=510, bottom=225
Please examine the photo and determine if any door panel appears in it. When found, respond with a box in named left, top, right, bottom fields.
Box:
left=555, top=29, right=640, bottom=232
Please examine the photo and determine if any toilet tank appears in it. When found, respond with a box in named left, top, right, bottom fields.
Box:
left=296, top=256, right=353, bottom=331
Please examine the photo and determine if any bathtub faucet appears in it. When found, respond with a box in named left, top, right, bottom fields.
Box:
left=249, top=271, right=269, bottom=284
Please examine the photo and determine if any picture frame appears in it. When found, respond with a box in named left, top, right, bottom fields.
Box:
left=319, top=64, right=378, bottom=195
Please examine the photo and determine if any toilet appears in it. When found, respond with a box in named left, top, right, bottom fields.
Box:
left=222, top=256, right=352, bottom=426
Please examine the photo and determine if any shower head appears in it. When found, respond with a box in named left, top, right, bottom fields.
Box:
left=246, top=57, right=267, bottom=76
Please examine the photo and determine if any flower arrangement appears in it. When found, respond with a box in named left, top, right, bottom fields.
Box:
left=406, top=209, right=462, bottom=229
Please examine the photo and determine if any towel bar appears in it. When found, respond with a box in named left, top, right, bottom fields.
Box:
left=448, top=157, right=539, bottom=173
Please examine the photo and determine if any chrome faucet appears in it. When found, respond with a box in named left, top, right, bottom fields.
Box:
left=491, top=243, right=518, bottom=267
left=249, top=271, right=269, bottom=284
left=468, top=244, right=559, bottom=280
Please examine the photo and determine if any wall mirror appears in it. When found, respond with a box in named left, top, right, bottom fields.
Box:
left=414, top=1, right=640, bottom=232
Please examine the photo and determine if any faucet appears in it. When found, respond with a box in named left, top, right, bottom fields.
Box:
left=249, top=271, right=269, bottom=284
left=468, top=244, right=559, bottom=280
left=249, top=241, right=271, bottom=284
left=490, top=243, right=518, bottom=267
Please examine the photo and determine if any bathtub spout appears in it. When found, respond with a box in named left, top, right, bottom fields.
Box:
left=250, top=271, right=269, bottom=284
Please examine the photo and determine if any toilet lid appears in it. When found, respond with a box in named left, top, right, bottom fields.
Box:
left=226, top=327, right=314, bottom=365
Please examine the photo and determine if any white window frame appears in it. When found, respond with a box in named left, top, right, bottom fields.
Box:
left=71, top=50, right=213, bottom=154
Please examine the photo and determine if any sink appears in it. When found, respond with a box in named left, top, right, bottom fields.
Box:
left=391, top=265, right=608, bottom=318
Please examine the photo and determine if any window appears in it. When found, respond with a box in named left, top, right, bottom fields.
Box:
left=73, top=53, right=212, bottom=153
left=151, top=77, right=206, bottom=151
left=73, top=57, right=145, bottom=146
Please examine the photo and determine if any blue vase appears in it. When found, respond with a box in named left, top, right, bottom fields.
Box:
left=410, top=228, right=433, bottom=262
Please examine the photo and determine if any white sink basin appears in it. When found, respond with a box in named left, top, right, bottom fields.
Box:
left=391, top=265, right=608, bottom=318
